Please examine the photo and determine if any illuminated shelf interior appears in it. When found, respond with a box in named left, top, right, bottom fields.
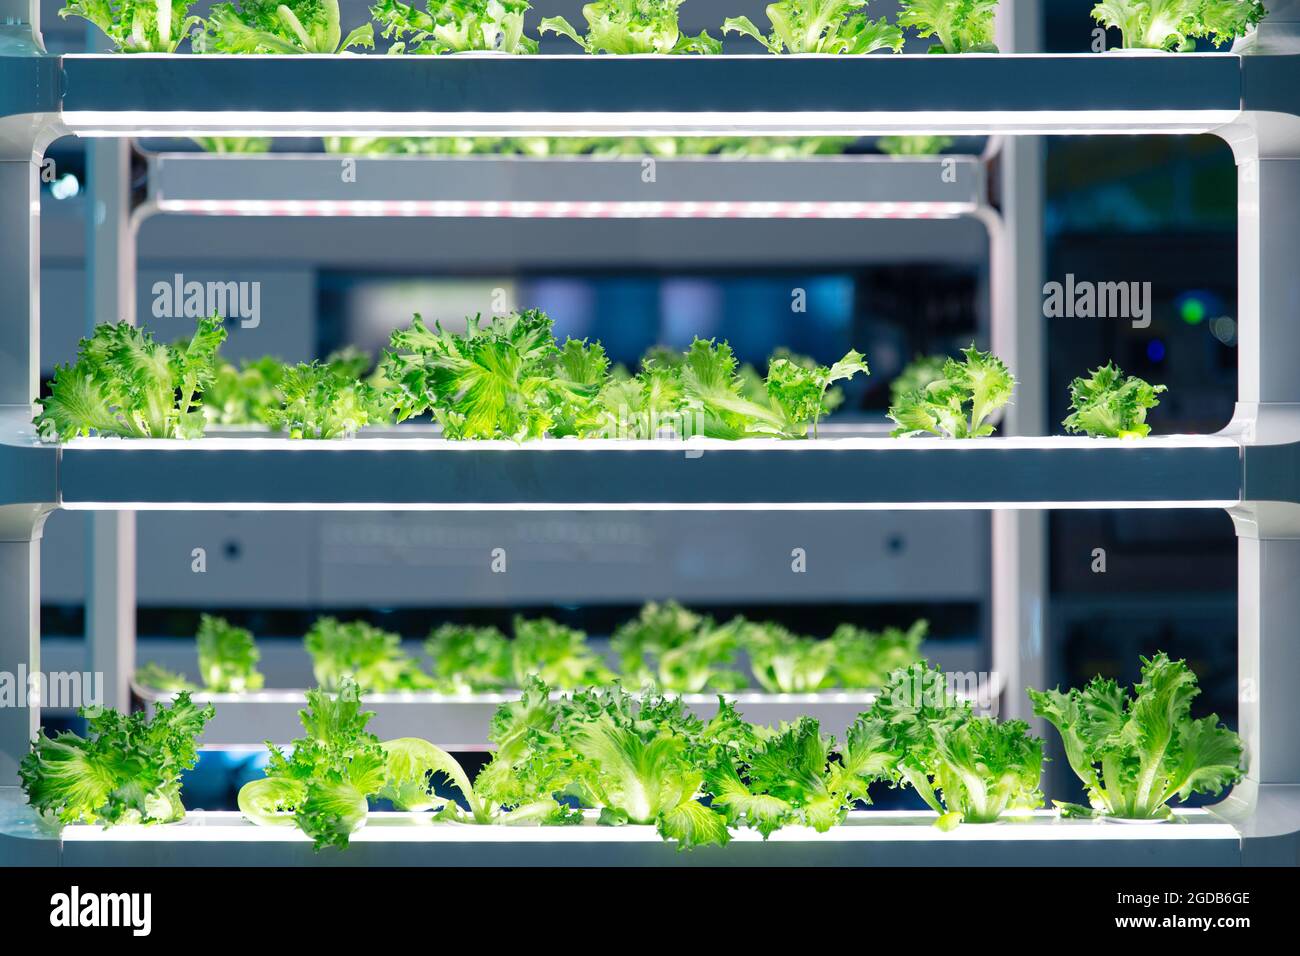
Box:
left=143, top=153, right=985, bottom=221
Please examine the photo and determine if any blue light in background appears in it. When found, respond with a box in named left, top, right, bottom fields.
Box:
left=1147, top=339, right=1166, bottom=362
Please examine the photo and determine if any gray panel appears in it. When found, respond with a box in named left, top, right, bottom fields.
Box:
left=148, top=154, right=984, bottom=209
left=315, top=510, right=985, bottom=605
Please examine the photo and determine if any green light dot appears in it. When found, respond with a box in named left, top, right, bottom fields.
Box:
left=1181, top=298, right=1206, bottom=325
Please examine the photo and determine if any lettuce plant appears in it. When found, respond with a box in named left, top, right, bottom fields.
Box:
left=372, top=0, right=538, bottom=53
left=35, top=315, right=226, bottom=441
left=888, top=344, right=1013, bottom=438
left=1029, top=652, right=1245, bottom=820
left=897, top=0, right=999, bottom=53
left=202, top=0, right=375, bottom=53
left=196, top=614, right=264, bottom=692
left=381, top=310, right=596, bottom=441
left=611, top=602, right=747, bottom=693
left=21, top=694, right=214, bottom=826
left=237, top=680, right=389, bottom=849
left=540, top=0, right=722, bottom=54
left=867, top=662, right=1044, bottom=829
left=1091, top=0, right=1265, bottom=50
left=743, top=622, right=838, bottom=693
left=878, top=135, right=955, bottom=156
left=425, top=623, right=513, bottom=691
left=510, top=616, right=615, bottom=688
left=705, top=713, right=897, bottom=835
left=724, top=0, right=904, bottom=54
left=550, top=684, right=731, bottom=846
left=304, top=617, right=436, bottom=692
left=59, top=0, right=201, bottom=52
left=829, top=619, right=927, bottom=689
left=264, top=361, right=379, bottom=439
left=1063, top=362, right=1166, bottom=438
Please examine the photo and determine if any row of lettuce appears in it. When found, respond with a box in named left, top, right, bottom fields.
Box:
left=64, top=0, right=1265, bottom=57
left=192, top=133, right=954, bottom=157
left=20, top=653, right=1246, bottom=849
left=135, top=605, right=930, bottom=696
left=35, top=309, right=1166, bottom=442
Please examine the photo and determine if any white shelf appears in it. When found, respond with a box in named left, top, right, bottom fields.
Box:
left=0, top=410, right=1254, bottom=511
left=43, top=53, right=1246, bottom=137
left=143, top=152, right=985, bottom=220
left=0, top=793, right=1245, bottom=866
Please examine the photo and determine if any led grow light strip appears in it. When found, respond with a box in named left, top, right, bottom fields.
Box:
left=154, top=199, right=973, bottom=220
left=62, top=110, right=1240, bottom=138
left=57, top=809, right=1238, bottom=843
left=59, top=501, right=1242, bottom=512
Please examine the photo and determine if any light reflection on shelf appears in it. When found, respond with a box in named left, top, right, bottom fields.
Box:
left=56, top=809, right=1238, bottom=843
left=154, top=199, right=973, bottom=220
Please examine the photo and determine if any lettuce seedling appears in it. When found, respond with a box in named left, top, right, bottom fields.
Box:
left=878, top=135, right=956, bottom=156
left=1063, top=362, right=1166, bottom=438
left=743, top=621, right=838, bottom=693
left=540, top=0, right=721, bottom=53
left=1091, top=0, right=1265, bottom=50
left=888, top=353, right=949, bottom=405
left=304, top=617, right=436, bottom=692
left=202, top=0, right=374, bottom=52
left=611, top=601, right=747, bottom=693
left=264, top=361, right=378, bottom=439
left=1029, top=652, right=1245, bottom=820
left=897, top=0, right=999, bottom=53
left=553, top=684, right=731, bottom=847
left=510, top=616, right=614, bottom=688
left=425, top=623, right=513, bottom=691
left=596, top=359, right=688, bottom=439
left=36, top=315, right=226, bottom=442
left=888, top=344, right=1013, bottom=438
left=381, top=310, right=561, bottom=440
left=21, top=693, right=214, bottom=826
left=191, top=137, right=272, bottom=153
left=829, top=619, right=926, bottom=689
left=706, top=714, right=897, bottom=836
left=679, top=338, right=868, bottom=439
left=867, top=661, right=1044, bottom=829
left=724, top=0, right=904, bottom=54
left=133, top=662, right=198, bottom=692
left=59, top=0, right=202, bottom=52
left=196, top=614, right=264, bottom=692
left=373, top=0, right=538, bottom=53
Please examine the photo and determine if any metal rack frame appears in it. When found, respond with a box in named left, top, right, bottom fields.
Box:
left=5, top=2, right=1300, bottom=864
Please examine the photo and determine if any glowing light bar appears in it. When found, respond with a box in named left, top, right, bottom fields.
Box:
left=154, top=198, right=972, bottom=220
left=57, top=809, right=1238, bottom=844
left=62, top=110, right=1240, bottom=138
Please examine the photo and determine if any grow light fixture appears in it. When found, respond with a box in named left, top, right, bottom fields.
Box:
left=61, top=110, right=1240, bottom=138
left=153, top=198, right=973, bottom=220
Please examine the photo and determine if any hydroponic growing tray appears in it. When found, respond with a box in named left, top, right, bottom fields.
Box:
left=0, top=789, right=1241, bottom=867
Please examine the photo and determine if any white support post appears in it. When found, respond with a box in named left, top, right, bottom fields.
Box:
left=1214, top=1, right=1300, bottom=854
left=84, top=127, right=138, bottom=714
left=0, top=5, right=54, bottom=786
left=990, top=0, right=1047, bottom=724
